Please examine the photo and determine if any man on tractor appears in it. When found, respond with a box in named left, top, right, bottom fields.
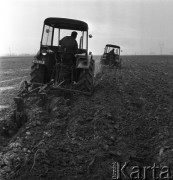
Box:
left=59, top=31, right=78, bottom=55
left=59, top=31, right=79, bottom=84
left=109, top=48, right=115, bottom=55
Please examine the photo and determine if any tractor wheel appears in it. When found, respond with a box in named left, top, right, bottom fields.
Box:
left=76, top=59, right=95, bottom=93
left=30, top=63, right=46, bottom=85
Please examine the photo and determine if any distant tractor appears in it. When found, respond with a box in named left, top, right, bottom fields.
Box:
left=100, top=44, right=122, bottom=69
left=29, top=17, right=95, bottom=94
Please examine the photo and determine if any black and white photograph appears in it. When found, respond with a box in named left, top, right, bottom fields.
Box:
left=0, top=0, right=173, bottom=179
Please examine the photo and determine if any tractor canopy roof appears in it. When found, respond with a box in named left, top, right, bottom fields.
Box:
left=44, top=17, right=88, bottom=31
left=106, top=44, right=120, bottom=49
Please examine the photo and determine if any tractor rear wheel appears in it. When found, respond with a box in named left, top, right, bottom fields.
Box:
left=76, top=59, right=95, bottom=93
left=30, top=63, right=46, bottom=85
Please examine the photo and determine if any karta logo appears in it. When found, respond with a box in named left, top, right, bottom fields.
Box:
left=112, top=162, right=172, bottom=179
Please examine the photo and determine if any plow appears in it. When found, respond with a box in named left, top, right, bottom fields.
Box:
left=14, top=79, right=91, bottom=121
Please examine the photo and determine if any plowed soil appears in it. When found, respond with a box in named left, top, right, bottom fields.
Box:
left=1, top=55, right=173, bottom=180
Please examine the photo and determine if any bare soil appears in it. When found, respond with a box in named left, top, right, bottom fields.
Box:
left=1, top=55, right=173, bottom=180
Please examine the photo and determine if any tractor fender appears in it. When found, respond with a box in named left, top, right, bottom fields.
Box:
left=76, top=54, right=92, bottom=69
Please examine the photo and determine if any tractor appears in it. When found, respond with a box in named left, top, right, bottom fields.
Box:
left=13, top=17, right=95, bottom=126
left=29, top=17, right=95, bottom=94
left=100, top=44, right=122, bottom=69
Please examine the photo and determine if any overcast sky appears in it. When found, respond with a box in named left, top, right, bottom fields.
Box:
left=0, top=0, right=173, bottom=55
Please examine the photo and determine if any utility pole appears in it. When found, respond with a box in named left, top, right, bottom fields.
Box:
left=159, top=43, right=164, bottom=55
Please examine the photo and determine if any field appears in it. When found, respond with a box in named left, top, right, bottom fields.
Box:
left=0, top=55, right=172, bottom=108
left=0, top=56, right=33, bottom=109
left=0, top=55, right=173, bottom=179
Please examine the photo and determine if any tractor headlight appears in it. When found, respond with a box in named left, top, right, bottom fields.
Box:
left=41, top=49, right=47, bottom=56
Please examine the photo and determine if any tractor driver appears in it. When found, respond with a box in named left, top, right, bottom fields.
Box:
left=109, top=48, right=115, bottom=55
left=59, top=31, right=78, bottom=83
left=59, top=31, right=78, bottom=55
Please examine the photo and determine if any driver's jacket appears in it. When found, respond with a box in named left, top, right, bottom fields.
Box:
left=59, top=36, right=78, bottom=54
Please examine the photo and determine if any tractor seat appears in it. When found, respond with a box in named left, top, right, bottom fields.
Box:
left=77, top=49, right=87, bottom=54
